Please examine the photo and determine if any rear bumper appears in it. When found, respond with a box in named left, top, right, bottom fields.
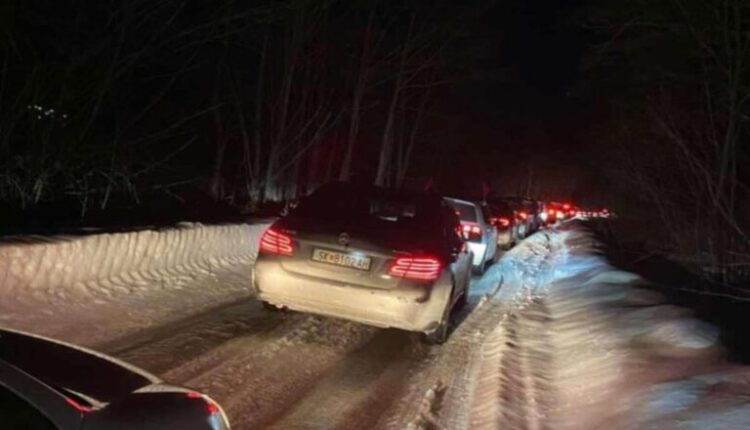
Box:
left=253, top=257, right=452, bottom=334
left=466, top=242, right=487, bottom=266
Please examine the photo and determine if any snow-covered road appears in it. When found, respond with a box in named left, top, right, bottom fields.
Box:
left=3, top=222, right=749, bottom=429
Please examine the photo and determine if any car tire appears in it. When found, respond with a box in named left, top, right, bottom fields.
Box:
left=422, top=282, right=458, bottom=345
left=423, top=319, right=449, bottom=345
left=472, top=260, right=486, bottom=275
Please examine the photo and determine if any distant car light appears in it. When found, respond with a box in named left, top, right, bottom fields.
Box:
left=461, top=222, right=482, bottom=241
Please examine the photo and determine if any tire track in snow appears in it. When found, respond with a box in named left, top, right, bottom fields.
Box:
left=380, top=277, right=517, bottom=430
left=264, top=329, right=422, bottom=430
left=103, top=299, right=284, bottom=374
left=498, top=299, right=556, bottom=430
left=173, top=315, right=379, bottom=429
left=469, top=231, right=557, bottom=430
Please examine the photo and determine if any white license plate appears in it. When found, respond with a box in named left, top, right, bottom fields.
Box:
left=311, top=248, right=372, bottom=271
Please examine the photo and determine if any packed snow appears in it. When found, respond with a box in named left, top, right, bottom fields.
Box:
left=1, top=220, right=748, bottom=429
left=0, top=222, right=267, bottom=346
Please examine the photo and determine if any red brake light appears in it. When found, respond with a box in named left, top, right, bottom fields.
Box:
left=205, top=400, right=220, bottom=414
left=461, top=222, right=482, bottom=240
left=186, top=391, right=220, bottom=415
left=388, top=256, right=442, bottom=281
left=516, top=211, right=528, bottom=220
left=498, top=217, right=510, bottom=227
left=548, top=209, right=555, bottom=215
left=65, top=397, right=92, bottom=413
left=260, top=228, right=294, bottom=256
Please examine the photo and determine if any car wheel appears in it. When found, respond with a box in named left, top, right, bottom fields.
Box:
left=423, top=319, right=449, bottom=345
left=472, top=261, right=486, bottom=275
left=422, top=282, right=457, bottom=345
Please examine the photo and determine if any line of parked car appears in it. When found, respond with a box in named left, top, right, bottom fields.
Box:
left=253, top=182, right=591, bottom=345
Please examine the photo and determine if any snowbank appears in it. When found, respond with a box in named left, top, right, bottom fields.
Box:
left=0, top=222, right=268, bottom=346
left=469, top=222, right=750, bottom=430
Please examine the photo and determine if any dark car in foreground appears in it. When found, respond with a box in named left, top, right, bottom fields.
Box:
left=0, top=328, right=230, bottom=430
left=253, top=183, right=473, bottom=344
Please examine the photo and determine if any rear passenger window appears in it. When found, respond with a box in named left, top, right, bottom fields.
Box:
left=451, top=202, right=477, bottom=222
left=0, top=386, right=58, bottom=430
left=442, top=205, right=464, bottom=243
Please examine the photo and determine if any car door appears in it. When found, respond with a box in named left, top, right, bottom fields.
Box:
left=479, top=204, right=498, bottom=262
left=442, top=205, right=471, bottom=296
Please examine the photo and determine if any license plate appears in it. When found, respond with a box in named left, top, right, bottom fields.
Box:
left=311, top=248, right=372, bottom=271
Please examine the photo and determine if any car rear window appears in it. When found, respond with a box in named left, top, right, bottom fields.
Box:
left=448, top=201, right=477, bottom=222
left=295, top=185, right=440, bottom=228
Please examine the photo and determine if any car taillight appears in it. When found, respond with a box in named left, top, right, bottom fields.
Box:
left=497, top=217, right=511, bottom=227
left=64, top=397, right=92, bottom=413
left=461, top=222, right=482, bottom=241
left=259, top=228, right=294, bottom=256
left=516, top=211, right=528, bottom=220
left=186, top=391, right=221, bottom=415
left=388, top=256, right=442, bottom=281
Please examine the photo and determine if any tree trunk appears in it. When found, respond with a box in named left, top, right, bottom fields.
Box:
left=250, top=32, right=268, bottom=203
left=264, top=21, right=299, bottom=202
left=375, top=14, right=414, bottom=187
left=209, top=68, right=226, bottom=200
left=339, top=11, right=373, bottom=182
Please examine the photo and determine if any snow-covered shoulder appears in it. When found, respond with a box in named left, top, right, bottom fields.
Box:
left=467, top=221, right=749, bottom=430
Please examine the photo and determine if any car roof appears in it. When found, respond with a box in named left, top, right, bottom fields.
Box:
left=444, top=197, right=478, bottom=207
left=0, top=327, right=160, bottom=403
left=312, top=182, right=444, bottom=203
